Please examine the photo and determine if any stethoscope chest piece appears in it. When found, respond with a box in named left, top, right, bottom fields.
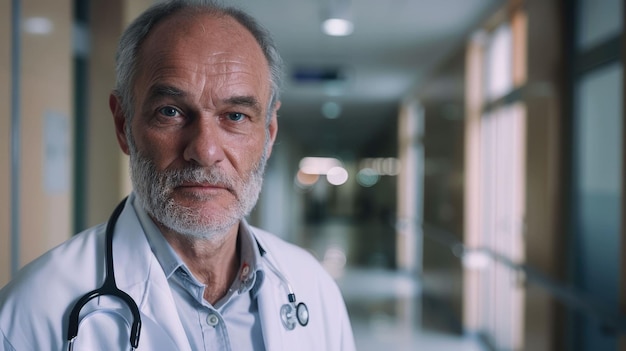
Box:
left=296, top=302, right=309, bottom=326
left=280, top=301, right=309, bottom=330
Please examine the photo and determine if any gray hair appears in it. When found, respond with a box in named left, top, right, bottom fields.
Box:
left=113, top=0, right=283, bottom=125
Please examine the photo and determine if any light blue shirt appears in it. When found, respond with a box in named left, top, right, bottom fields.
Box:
left=133, top=198, right=266, bottom=351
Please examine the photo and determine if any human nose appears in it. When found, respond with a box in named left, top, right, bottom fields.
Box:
left=183, top=119, right=225, bottom=167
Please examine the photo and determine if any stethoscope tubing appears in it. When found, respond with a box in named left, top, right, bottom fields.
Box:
left=66, top=197, right=142, bottom=350
left=260, top=249, right=310, bottom=329
left=66, top=197, right=308, bottom=350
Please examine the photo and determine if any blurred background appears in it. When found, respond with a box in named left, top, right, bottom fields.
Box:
left=1, top=0, right=625, bottom=350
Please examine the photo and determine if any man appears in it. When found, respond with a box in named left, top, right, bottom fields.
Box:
left=0, top=0, right=355, bottom=350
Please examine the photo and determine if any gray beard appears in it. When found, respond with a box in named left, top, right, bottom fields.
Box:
left=127, top=138, right=268, bottom=241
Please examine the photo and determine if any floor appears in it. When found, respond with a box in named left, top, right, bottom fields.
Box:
left=301, top=216, right=485, bottom=351
left=337, top=268, right=486, bottom=351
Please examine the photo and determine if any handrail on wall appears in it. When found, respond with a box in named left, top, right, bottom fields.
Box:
left=422, top=223, right=626, bottom=335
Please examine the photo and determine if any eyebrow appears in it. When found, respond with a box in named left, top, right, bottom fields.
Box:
left=144, top=84, right=264, bottom=115
left=145, top=85, right=187, bottom=103
left=223, top=96, right=263, bottom=115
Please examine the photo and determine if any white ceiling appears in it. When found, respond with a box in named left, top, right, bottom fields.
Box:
left=234, top=0, right=502, bottom=157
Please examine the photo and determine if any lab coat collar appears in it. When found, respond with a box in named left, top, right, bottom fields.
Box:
left=251, top=231, right=289, bottom=351
left=110, top=193, right=193, bottom=351
left=256, top=271, right=287, bottom=351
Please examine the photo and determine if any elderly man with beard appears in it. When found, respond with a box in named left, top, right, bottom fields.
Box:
left=0, top=1, right=356, bottom=350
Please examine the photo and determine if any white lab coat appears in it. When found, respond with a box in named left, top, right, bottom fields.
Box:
left=0, top=196, right=355, bottom=351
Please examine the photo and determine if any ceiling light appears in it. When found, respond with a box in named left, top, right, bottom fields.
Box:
left=321, top=101, right=342, bottom=119
left=326, top=167, right=349, bottom=185
left=295, top=170, right=320, bottom=187
left=299, top=157, right=343, bottom=175
left=322, top=0, right=354, bottom=36
left=322, top=18, right=353, bottom=36
left=356, top=168, right=379, bottom=187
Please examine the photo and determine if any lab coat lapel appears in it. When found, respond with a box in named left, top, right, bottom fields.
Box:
left=111, top=198, right=192, bottom=351
left=132, top=263, right=193, bottom=351
left=257, top=268, right=287, bottom=351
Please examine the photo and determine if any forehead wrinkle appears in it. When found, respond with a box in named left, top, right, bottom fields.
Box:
left=135, top=13, right=272, bottom=113
left=205, top=52, right=254, bottom=70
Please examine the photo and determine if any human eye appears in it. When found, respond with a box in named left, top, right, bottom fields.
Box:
left=157, top=106, right=181, bottom=118
left=225, top=112, right=247, bottom=122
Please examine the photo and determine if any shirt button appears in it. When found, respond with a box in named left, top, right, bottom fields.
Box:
left=207, top=313, right=220, bottom=327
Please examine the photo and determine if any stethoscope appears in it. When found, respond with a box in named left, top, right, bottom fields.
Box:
left=255, top=240, right=310, bottom=331
left=66, top=197, right=309, bottom=350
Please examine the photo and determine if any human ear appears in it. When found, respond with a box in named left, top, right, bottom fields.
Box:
left=110, top=93, right=130, bottom=155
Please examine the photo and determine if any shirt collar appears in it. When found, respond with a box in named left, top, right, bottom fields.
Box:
left=235, top=220, right=264, bottom=296
left=132, top=195, right=182, bottom=279
left=132, top=194, right=264, bottom=295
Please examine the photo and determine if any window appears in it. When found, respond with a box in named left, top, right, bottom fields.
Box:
left=464, top=3, right=527, bottom=350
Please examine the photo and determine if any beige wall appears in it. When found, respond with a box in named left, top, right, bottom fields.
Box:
left=0, top=0, right=151, bottom=286
left=0, top=0, right=157, bottom=288
left=85, top=0, right=126, bottom=227
left=0, top=0, right=74, bottom=288
left=85, top=0, right=152, bottom=227
left=21, top=0, right=74, bottom=265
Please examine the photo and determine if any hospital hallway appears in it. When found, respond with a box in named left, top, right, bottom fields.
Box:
left=2, top=0, right=626, bottom=350
left=302, top=217, right=486, bottom=351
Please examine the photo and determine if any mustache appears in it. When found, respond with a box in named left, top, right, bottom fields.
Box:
left=161, top=165, right=238, bottom=191
left=130, top=153, right=238, bottom=193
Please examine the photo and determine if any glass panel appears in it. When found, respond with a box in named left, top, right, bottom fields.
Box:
left=572, top=62, right=623, bottom=350
left=485, top=23, right=513, bottom=101
left=480, top=111, right=496, bottom=339
left=477, top=104, right=526, bottom=350
left=577, top=0, right=623, bottom=50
